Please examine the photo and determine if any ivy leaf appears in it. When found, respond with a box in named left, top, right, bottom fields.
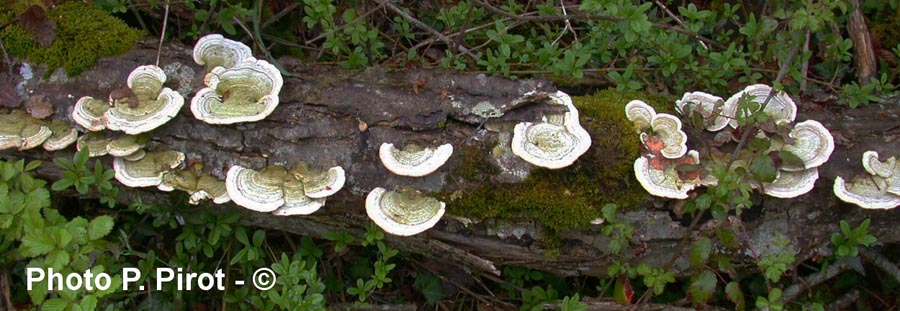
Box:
left=88, top=215, right=115, bottom=240
left=17, top=5, right=57, bottom=47
left=750, top=156, right=777, bottom=183
left=688, top=269, right=717, bottom=305
left=412, top=271, right=446, bottom=304
left=725, top=281, right=746, bottom=311
left=690, top=237, right=712, bottom=269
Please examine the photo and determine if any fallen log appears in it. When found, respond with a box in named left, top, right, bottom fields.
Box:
left=2, top=40, right=899, bottom=280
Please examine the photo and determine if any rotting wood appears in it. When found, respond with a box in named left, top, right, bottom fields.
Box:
left=1, top=41, right=899, bottom=279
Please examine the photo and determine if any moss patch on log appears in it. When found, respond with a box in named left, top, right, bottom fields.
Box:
left=1, top=2, right=142, bottom=76
left=447, top=89, right=673, bottom=232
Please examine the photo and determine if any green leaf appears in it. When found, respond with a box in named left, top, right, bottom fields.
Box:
left=412, top=271, right=446, bottom=304
left=41, top=298, right=69, bottom=311
left=25, top=160, right=41, bottom=172
left=690, top=237, right=712, bottom=269
left=725, top=281, right=745, bottom=311
left=21, top=231, right=55, bottom=256
left=88, top=215, right=115, bottom=240
left=750, top=156, right=777, bottom=183
left=778, top=150, right=804, bottom=169
left=688, top=269, right=717, bottom=304
left=79, top=295, right=98, bottom=311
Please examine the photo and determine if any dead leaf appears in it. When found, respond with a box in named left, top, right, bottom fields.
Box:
left=17, top=5, right=56, bottom=47
left=109, top=86, right=140, bottom=108
left=411, top=77, right=426, bottom=95
left=0, top=79, right=20, bottom=107
left=24, top=94, right=53, bottom=119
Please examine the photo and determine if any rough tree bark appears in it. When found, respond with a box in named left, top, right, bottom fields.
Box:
left=2, top=41, right=899, bottom=281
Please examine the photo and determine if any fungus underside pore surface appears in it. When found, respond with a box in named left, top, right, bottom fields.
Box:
left=447, top=89, right=674, bottom=233
left=0, top=2, right=142, bottom=77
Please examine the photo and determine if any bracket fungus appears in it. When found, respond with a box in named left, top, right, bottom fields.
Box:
left=633, top=150, right=701, bottom=199
left=105, top=65, right=185, bottom=134
left=762, top=168, right=819, bottom=199
left=113, top=150, right=185, bottom=188
left=193, top=34, right=254, bottom=71
left=833, top=151, right=900, bottom=209
left=675, top=91, right=728, bottom=131
left=191, top=58, right=283, bottom=124
left=510, top=91, right=591, bottom=169
left=366, top=187, right=446, bottom=236
left=289, top=162, right=346, bottom=198
left=72, top=65, right=184, bottom=134
left=42, top=119, right=78, bottom=151
left=72, top=96, right=109, bottom=131
left=0, top=110, right=51, bottom=150
left=76, top=132, right=147, bottom=158
left=158, top=169, right=231, bottom=205
left=226, top=163, right=342, bottom=214
left=379, top=143, right=453, bottom=177
left=723, top=84, right=797, bottom=129
left=780, top=120, right=834, bottom=171
left=625, top=100, right=688, bottom=160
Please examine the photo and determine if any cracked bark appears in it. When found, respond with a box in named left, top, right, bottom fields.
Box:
left=2, top=41, right=899, bottom=280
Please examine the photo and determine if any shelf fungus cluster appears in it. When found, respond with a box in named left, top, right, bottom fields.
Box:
left=511, top=91, right=591, bottom=169
left=158, top=167, right=231, bottom=205
left=0, top=110, right=52, bottom=151
left=372, top=141, right=451, bottom=235
left=72, top=65, right=184, bottom=134
left=76, top=132, right=149, bottom=159
left=366, top=187, right=446, bottom=236
left=833, top=151, right=900, bottom=209
left=190, top=34, right=283, bottom=124
left=113, top=150, right=185, bottom=188
left=225, top=163, right=345, bottom=216
left=630, top=85, right=834, bottom=200
left=626, top=100, right=699, bottom=199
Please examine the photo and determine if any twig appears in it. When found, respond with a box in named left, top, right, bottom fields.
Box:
left=0, top=36, right=12, bottom=75
left=471, top=0, right=723, bottom=49
left=654, top=0, right=707, bottom=50
left=552, top=0, right=577, bottom=45
left=1, top=269, right=14, bottom=311
left=860, top=247, right=900, bottom=284
left=261, top=2, right=301, bottom=30
left=727, top=42, right=800, bottom=170
left=825, top=289, right=859, bottom=311
left=375, top=0, right=480, bottom=61
left=783, top=261, right=849, bottom=303
left=155, top=1, right=170, bottom=67
left=304, top=4, right=384, bottom=45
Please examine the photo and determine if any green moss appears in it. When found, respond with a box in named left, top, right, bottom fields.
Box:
left=447, top=89, right=674, bottom=232
left=1, top=2, right=142, bottom=76
left=870, top=6, right=900, bottom=52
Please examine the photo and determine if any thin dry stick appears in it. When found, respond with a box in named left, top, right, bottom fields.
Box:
left=0, top=37, right=12, bottom=75
left=261, top=2, right=301, bottom=30
left=471, top=0, right=723, bottom=49
left=783, top=261, right=849, bottom=303
left=860, top=247, right=900, bottom=283
left=654, top=0, right=707, bottom=50
left=727, top=42, right=801, bottom=170
left=1, top=269, right=14, bottom=311
left=155, top=2, right=170, bottom=67
left=374, top=0, right=480, bottom=61
left=304, top=4, right=384, bottom=45
left=825, top=289, right=860, bottom=311
left=552, top=0, right=577, bottom=45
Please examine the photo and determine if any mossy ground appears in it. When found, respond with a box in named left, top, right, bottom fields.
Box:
left=1, top=2, right=142, bottom=76
left=447, top=89, right=674, bottom=232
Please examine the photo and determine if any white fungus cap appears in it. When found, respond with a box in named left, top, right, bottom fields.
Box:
left=365, top=187, right=446, bottom=236
left=379, top=143, right=453, bottom=177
